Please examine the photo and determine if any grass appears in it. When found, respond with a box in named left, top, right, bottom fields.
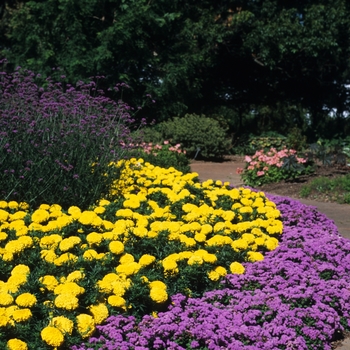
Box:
left=300, top=173, right=350, bottom=204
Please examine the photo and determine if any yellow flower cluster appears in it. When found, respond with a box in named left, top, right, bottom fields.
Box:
left=0, top=158, right=283, bottom=348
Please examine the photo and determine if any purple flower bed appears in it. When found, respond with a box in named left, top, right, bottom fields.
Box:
left=72, top=194, right=350, bottom=350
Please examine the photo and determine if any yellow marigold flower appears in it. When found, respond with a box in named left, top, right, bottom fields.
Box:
left=247, top=251, right=264, bottom=262
left=207, top=270, right=220, bottom=281
left=265, top=237, right=279, bottom=250
left=15, top=293, right=37, bottom=308
left=0, top=209, right=9, bottom=223
left=179, top=235, right=196, bottom=248
left=189, top=222, right=201, bottom=231
left=66, top=270, right=85, bottom=282
left=67, top=206, right=81, bottom=218
left=231, top=203, right=242, bottom=210
left=206, top=235, right=233, bottom=247
left=5, top=240, right=25, bottom=254
left=7, top=274, right=27, bottom=288
left=230, top=262, right=245, bottom=274
left=39, top=275, right=59, bottom=291
left=12, top=308, right=32, bottom=322
left=41, top=326, right=64, bottom=347
left=40, top=234, right=62, bottom=249
left=108, top=240, right=124, bottom=255
left=241, top=233, right=255, bottom=244
left=94, top=206, right=106, bottom=214
left=89, top=303, right=109, bottom=324
left=11, top=264, right=30, bottom=276
left=50, top=316, right=74, bottom=335
left=99, top=199, right=111, bottom=206
left=41, top=249, right=58, bottom=263
left=200, top=224, right=213, bottom=235
left=78, top=211, right=98, bottom=225
left=231, top=239, right=249, bottom=251
left=116, top=208, right=133, bottom=218
left=86, top=232, right=104, bottom=246
left=139, top=254, right=156, bottom=267
left=132, top=226, right=148, bottom=238
left=116, top=262, right=141, bottom=276
left=162, top=258, right=178, bottom=271
left=187, top=255, right=204, bottom=266
left=149, top=280, right=167, bottom=290
left=103, top=219, right=115, bottom=231
left=182, top=203, right=197, bottom=213
left=0, top=293, right=14, bottom=306
left=255, top=237, right=266, bottom=246
left=59, top=236, right=81, bottom=252
left=123, top=198, right=140, bottom=209
left=150, top=287, right=168, bottom=304
left=222, top=211, right=235, bottom=222
left=108, top=295, right=126, bottom=308
left=213, top=222, right=226, bottom=232
left=54, top=282, right=85, bottom=296
left=119, top=253, right=135, bottom=264
left=8, top=201, right=19, bottom=210
left=239, top=206, right=254, bottom=214
left=0, top=231, right=8, bottom=241
left=9, top=211, right=27, bottom=221
left=92, top=216, right=103, bottom=227
left=31, top=209, right=49, bottom=224
left=54, top=293, right=79, bottom=310
left=7, top=338, right=28, bottom=350
left=0, top=201, right=7, bottom=209
left=214, top=266, right=227, bottom=277
left=5, top=282, right=18, bottom=293
left=194, top=233, right=206, bottom=242
left=54, top=252, right=78, bottom=266
left=83, top=249, right=98, bottom=260
left=266, top=223, right=283, bottom=235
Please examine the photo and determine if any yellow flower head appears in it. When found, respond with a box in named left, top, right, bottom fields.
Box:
left=7, top=338, right=28, bottom=350
left=54, top=293, right=79, bottom=310
left=139, top=254, right=156, bottom=267
left=15, top=293, right=37, bottom=308
left=229, top=261, right=245, bottom=274
left=150, top=287, right=168, bottom=304
left=89, top=303, right=109, bottom=324
left=50, top=315, right=74, bottom=335
left=41, top=326, right=64, bottom=347
left=12, top=308, right=32, bottom=322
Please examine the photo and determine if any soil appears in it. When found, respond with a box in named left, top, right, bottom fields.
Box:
left=255, top=162, right=350, bottom=203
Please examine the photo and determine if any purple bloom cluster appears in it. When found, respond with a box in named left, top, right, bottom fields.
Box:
left=72, top=195, right=350, bottom=350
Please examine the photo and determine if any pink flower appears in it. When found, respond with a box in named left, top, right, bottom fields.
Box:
left=236, top=167, right=243, bottom=175
left=257, top=171, right=265, bottom=177
left=163, top=140, right=169, bottom=145
left=245, top=156, right=252, bottom=163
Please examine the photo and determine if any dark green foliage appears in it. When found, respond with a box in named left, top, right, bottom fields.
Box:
left=156, top=114, right=231, bottom=159
left=286, top=127, right=308, bottom=152
left=1, top=0, right=350, bottom=141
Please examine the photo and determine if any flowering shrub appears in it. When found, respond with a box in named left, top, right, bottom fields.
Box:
left=0, top=63, right=140, bottom=209
left=74, top=195, right=350, bottom=350
left=127, top=140, right=190, bottom=174
left=0, top=159, right=282, bottom=349
left=238, top=148, right=313, bottom=187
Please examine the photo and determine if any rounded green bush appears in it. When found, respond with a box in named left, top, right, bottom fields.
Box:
left=158, top=114, right=230, bottom=159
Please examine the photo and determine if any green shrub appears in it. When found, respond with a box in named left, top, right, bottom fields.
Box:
left=156, top=114, right=230, bottom=159
left=286, top=127, right=308, bottom=151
